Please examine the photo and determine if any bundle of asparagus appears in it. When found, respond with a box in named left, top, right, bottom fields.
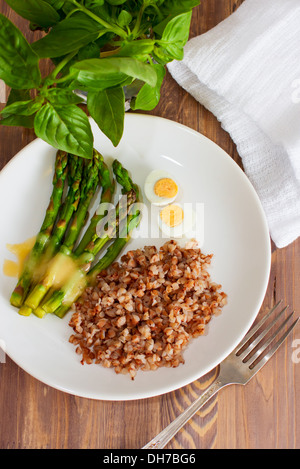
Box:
left=10, top=150, right=141, bottom=319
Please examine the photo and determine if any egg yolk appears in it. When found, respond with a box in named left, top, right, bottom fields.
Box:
left=154, top=178, right=178, bottom=199
left=160, top=204, right=184, bottom=227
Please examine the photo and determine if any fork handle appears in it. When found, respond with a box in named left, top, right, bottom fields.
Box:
left=142, top=377, right=227, bottom=449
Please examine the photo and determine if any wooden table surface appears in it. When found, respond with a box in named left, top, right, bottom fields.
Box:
left=0, top=0, right=299, bottom=450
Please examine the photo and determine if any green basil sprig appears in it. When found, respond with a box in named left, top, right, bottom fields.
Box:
left=0, top=0, right=200, bottom=158
left=4, top=0, right=60, bottom=29
left=0, top=14, right=41, bottom=89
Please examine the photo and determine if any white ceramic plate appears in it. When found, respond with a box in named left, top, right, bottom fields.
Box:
left=0, top=114, right=271, bottom=401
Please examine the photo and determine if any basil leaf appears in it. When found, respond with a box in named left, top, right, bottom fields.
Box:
left=115, top=39, right=155, bottom=58
left=45, top=88, right=84, bottom=105
left=0, top=98, right=43, bottom=118
left=87, top=86, right=125, bottom=147
left=32, top=12, right=103, bottom=58
left=6, top=88, right=31, bottom=105
left=156, top=43, right=183, bottom=61
left=71, top=57, right=157, bottom=90
left=162, top=12, right=192, bottom=45
left=88, top=4, right=111, bottom=23
left=1, top=89, right=35, bottom=128
left=157, top=11, right=192, bottom=60
left=131, top=64, right=165, bottom=111
left=44, top=0, right=65, bottom=9
left=154, top=11, right=193, bottom=63
left=4, top=0, right=60, bottom=28
left=34, top=102, right=93, bottom=158
left=84, top=0, right=105, bottom=7
left=106, top=0, right=127, bottom=4
left=69, top=71, right=128, bottom=91
left=161, top=0, right=200, bottom=15
left=117, top=10, right=132, bottom=28
left=0, top=13, right=41, bottom=89
left=152, top=45, right=173, bottom=64
left=50, top=41, right=102, bottom=82
left=0, top=114, right=35, bottom=128
left=76, top=41, right=102, bottom=61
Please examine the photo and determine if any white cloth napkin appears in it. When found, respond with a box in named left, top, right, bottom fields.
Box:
left=167, top=0, right=300, bottom=248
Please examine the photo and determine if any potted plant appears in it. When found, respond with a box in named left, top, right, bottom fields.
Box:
left=0, top=0, right=200, bottom=158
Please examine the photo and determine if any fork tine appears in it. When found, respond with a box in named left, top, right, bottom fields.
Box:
left=247, top=313, right=299, bottom=371
left=238, top=305, right=288, bottom=360
left=235, top=300, right=282, bottom=354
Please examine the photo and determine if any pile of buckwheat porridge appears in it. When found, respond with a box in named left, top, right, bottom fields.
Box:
left=69, top=239, right=227, bottom=380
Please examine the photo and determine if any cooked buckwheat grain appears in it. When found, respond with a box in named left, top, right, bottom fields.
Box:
left=69, top=239, right=227, bottom=379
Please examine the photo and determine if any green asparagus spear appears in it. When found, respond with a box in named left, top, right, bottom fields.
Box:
left=23, top=152, right=104, bottom=311
left=21, top=155, right=84, bottom=312
left=74, top=157, right=115, bottom=256
left=77, top=188, right=136, bottom=263
left=32, top=188, right=135, bottom=317
left=60, top=149, right=103, bottom=253
left=10, top=150, right=68, bottom=309
left=112, top=159, right=140, bottom=198
left=77, top=157, right=138, bottom=258
left=88, top=209, right=141, bottom=285
left=73, top=158, right=136, bottom=262
left=37, top=160, right=140, bottom=318
left=54, top=207, right=142, bottom=319
left=41, top=154, right=84, bottom=263
left=32, top=156, right=115, bottom=317
left=39, top=189, right=137, bottom=316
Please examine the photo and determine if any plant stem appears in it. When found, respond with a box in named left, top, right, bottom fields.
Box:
left=131, top=4, right=146, bottom=38
left=65, top=7, right=81, bottom=20
left=51, top=50, right=79, bottom=80
left=54, top=71, right=77, bottom=84
left=67, top=0, right=128, bottom=39
left=100, top=47, right=121, bottom=58
left=40, top=50, right=79, bottom=91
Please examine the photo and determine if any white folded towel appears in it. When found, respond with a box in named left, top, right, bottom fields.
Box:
left=167, top=0, right=300, bottom=248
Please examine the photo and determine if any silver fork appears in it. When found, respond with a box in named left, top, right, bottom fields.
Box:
left=142, top=301, right=299, bottom=449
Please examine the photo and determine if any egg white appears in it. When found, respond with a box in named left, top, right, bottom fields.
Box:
left=144, top=169, right=179, bottom=206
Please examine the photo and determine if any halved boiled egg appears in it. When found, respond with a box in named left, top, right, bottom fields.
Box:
left=158, top=203, right=196, bottom=238
left=144, top=169, right=179, bottom=206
